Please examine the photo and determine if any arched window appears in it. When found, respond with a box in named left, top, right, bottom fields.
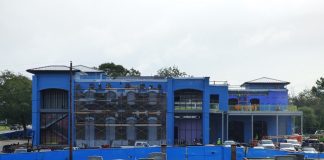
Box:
left=228, top=98, right=238, bottom=105
left=41, top=89, right=68, bottom=109
left=250, top=98, right=260, bottom=105
left=148, top=91, right=158, bottom=105
left=107, top=91, right=117, bottom=104
left=127, top=91, right=136, bottom=105
left=40, top=89, right=68, bottom=145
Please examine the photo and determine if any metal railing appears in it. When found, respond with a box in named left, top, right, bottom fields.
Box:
left=210, top=103, right=219, bottom=111
left=228, top=105, right=298, bottom=112
left=174, top=102, right=220, bottom=111
left=174, top=101, right=202, bottom=111
left=209, top=81, right=228, bottom=85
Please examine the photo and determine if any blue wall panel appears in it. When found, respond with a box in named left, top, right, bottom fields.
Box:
left=2, top=146, right=322, bottom=160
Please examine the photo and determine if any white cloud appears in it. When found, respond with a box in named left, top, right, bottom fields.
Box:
left=0, top=0, right=323, bottom=93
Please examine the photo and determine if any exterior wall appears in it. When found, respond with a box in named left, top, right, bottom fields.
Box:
left=29, top=69, right=297, bottom=146
left=32, top=73, right=73, bottom=146
left=209, top=85, right=228, bottom=111
left=228, top=90, right=288, bottom=106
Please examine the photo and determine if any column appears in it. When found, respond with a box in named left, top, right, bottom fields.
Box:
left=148, top=117, right=158, bottom=141
left=126, top=117, right=136, bottom=141
left=32, top=75, right=40, bottom=145
left=106, top=117, right=115, bottom=144
left=203, top=78, right=210, bottom=144
left=226, top=114, right=229, bottom=140
left=251, top=115, right=254, bottom=141
left=85, top=116, right=95, bottom=147
left=276, top=115, right=279, bottom=143
left=301, top=115, right=303, bottom=135
left=166, top=78, right=174, bottom=145
left=222, top=112, right=224, bottom=142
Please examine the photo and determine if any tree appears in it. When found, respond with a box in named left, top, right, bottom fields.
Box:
left=157, top=65, right=187, bottom=78
left=298, top=107, right=319, bottom=133
left=0, top=70, right=32, bottom=134
left=128, top=68, right=141, bottom=76
left=311, top=77, right=324, bottom=97
left=291, top=89, right=320, bottom=107
left=291, top=76, right=324, bottom=133
left=98, top=62, right=141, bottom=78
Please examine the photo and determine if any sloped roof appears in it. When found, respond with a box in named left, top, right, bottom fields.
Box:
left=242, top=77, right=290, bottom=85
left=27, top=65, right=103, bottom=74
left=26, top=65, right=80, bottom=73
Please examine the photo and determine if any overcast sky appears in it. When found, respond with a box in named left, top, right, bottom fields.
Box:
left=0, top=0, right=323, bottom=94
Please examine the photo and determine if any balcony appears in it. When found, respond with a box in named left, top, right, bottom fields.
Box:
left=228, top=105, right=298, bottom=112
left=174, top=102, right=220, bottom=112
left=174, top=101, right=202, bottom=112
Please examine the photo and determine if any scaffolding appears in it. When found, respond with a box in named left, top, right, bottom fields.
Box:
left=74, top=83, right=166, bottom=147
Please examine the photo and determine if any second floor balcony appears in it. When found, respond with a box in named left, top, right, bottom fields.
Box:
left=174, top=102, right=220, bottom=112
left=228, top=105, right=298, bottom=112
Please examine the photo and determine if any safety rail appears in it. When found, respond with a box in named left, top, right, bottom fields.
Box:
left=174, top=101, right=202, bottom=111
left=228, top=105, right=298, bottom=112
left=210, top=103, right=219, bottom=112
left=174, top=102, right=220, bottom=111
left=209, top=81, right=228, bottom=86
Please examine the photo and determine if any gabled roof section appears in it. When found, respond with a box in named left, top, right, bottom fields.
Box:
left=73, top=65, right=103, bottom=73
left=26, top=65, right=80, bottom=74
left=242, top=77, right=290, bottom=86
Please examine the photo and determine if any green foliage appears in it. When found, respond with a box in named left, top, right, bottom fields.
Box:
left=291, top=77, right=324, bottom=133
left=98, top=62, right=141, bottom=78
left=298, top=107, right=319, bottom=133
left=128, top=68, right=141, bottom=76
left=0, top=70, right=32, bottom=131
left=311, top=77, right=324, bottom=97
left=291, top=89, right=320, bottom=107
left=157, top=65, right=187, bottom=78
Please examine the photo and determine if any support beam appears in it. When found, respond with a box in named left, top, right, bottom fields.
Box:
left=251, top=115, right=254, bottom=141
left=166, top=78, right=174, bottom=145
left=301, top=115, right=303, bottom=135
left=202, top=79, right=210, bottom=145
left=222, top=112, right=224, bottom=142
left=276, top=115, right=279, bottom=143
left=226, top=113, right=229, bottom=140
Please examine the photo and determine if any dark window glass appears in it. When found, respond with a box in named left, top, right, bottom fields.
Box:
left=40, top=113, right=68, bottom=145
left=41, top=89, right=68, bottom=109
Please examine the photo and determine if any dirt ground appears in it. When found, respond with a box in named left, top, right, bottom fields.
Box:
left=0, top=139, right=28, bottom=152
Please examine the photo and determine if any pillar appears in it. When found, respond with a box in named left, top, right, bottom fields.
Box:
left=148, top=117, right=158, bottom=141
left=85, top=116, right=95, bottom=147
left=127, top=117, right=136, bottom=141
left=106, top=117, right=115, bottom=144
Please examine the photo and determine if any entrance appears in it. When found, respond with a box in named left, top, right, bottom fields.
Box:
left=254, top=121, right=267, bottom=140
left=228, top=121, right=244, bottom=142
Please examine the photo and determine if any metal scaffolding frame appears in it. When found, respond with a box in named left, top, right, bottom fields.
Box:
left=74, top=84, right=166, bottom=147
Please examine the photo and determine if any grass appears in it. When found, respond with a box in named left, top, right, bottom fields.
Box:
left=0, top=125, right=9, bottom=131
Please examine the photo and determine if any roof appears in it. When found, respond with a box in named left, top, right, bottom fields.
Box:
left=72, top=65, right=103, bottom=73
left=26, top=65, right=80, bottom=73
left=27, top=64, right=104, bottom=74
left=242, top=77, right=290, bottom=86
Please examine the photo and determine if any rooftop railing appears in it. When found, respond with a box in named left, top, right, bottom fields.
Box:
left=228, top=105, right=298, bottom=112
left=209, top=81, right=228, bottom=86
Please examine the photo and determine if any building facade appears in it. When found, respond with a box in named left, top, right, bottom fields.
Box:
left=27, top=65, right=302, bottom=147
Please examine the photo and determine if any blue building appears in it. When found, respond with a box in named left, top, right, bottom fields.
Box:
left=27, top=65, right=302, bottom=147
